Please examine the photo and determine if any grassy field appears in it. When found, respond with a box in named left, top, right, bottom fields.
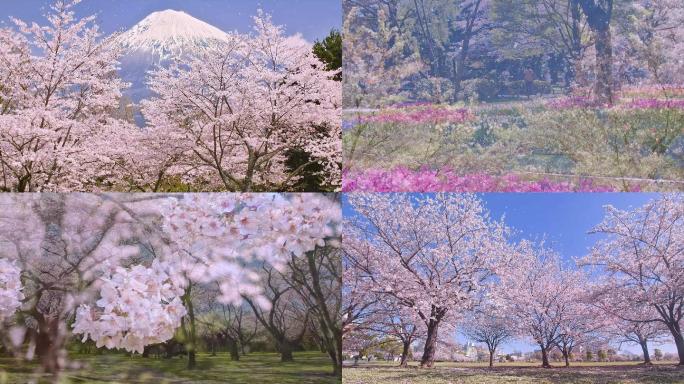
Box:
left=0, top=351, right=339, bottom=384
left=343, top=361, right=684, bottom=384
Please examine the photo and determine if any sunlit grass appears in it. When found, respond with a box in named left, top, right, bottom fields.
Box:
left=0, top=351, right=339, bottom=384
left=343, top=361, right=684, bottom=384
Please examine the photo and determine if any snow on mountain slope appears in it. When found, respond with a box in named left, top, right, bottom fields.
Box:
left=116, top=9, right=232, bottom=117
left=117, top=9, right=230, bottom=59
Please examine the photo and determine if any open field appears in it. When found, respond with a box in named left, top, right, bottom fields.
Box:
left=0, top=351, right=339, bottom=384
left=343, top=93, right=684, bottom=192
left=343, top=361, right=684, bottom=384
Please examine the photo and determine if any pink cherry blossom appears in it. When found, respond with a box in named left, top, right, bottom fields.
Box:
left=0, top=258, right=23, bottom=321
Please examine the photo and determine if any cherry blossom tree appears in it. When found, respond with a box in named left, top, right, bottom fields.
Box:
left=72, top=260, right=187, bottom=354
left=496, top=242, right=586, bottom=368
left=461, top=300, right=512, bottom=367
left=243, top=263, right=310, bottom=362
left=582, top=194, right=684, bottom=365
left=283, top=245, right=344, bottom=375
left=343, top=193, right=510, bottom=367
left=143, top=12, right=341, bottom=192
left=0, top=258, right=23, bottom=321
left=0, top=193, right=341, bottom=376
left=0, top=0, right=138, bottom=191
left=0, top=193, right=165, bottom=373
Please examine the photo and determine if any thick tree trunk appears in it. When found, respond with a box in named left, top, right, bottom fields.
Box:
left=34, top=317, right=63, bottom=375
left=594, top=26, right=613, bottom=104
left=399, top=340, right=411, bottom=367
left=420, top=320, right=440, bottom=368
left=489, top=350, right=494, bottom=367
left=672, top=329, right=684, bottom=365
left=639, top=339, right=652, bottom=364
left=563, top=350, right=570, bottom=367
left=279, top=340, right=294, bottom=362
left=540, top=346, right=551, bottom=368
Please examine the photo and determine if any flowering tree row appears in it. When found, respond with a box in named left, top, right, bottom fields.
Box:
left=0, top=1, right=341, bottom=192
left=343, top=194, right=683, bottom=367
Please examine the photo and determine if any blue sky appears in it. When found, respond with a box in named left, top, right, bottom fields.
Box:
left=343, top=193, right=676, bottom=355
left=0, top=0, right=340, bottom=41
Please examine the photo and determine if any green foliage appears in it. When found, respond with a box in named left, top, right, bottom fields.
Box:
left=461, top=79, right=500, bottom=102
left=586, top=350, right=593, bottom=361
left=313, top=29, right=342, bottom=81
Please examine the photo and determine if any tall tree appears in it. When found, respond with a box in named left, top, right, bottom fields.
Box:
left=0, top=0, right=137, bottom=191
left=344, top=193, right=509, bottom=367
left=583, top=195, right=684, bottom=365
left=578, top=0, right=614, bottom=103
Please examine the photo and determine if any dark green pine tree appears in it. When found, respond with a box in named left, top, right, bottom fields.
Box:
left=285, top=29, right=342, bottom=191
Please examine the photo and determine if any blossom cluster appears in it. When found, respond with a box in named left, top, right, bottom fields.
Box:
left=359, top=104, right=473, bottom=125
left=161, top=194, right=341, bottom=307
left=72, top=260, right=187, bottom=354
left=342, top=167, right=629, bottom=192
left=0, top=259, right=23, bottom=321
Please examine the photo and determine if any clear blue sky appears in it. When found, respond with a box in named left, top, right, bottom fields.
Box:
left=343, top=193, right=676, bottom=355
left=0, top=0, right=340, bottom=41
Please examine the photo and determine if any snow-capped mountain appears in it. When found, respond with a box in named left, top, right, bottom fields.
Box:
left=118, top=9, right=230, bottom=60
left=117, top=10, right=231, bottom=103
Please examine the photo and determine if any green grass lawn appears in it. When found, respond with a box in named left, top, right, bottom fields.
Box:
left=343, top=361, right=684, bottom=384
left=0, top=351, right=339, bottom=384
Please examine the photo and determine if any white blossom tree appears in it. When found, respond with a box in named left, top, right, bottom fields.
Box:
left=0, top=0, right=138, bottom=191
left=142, top=12, right=341, bottom=192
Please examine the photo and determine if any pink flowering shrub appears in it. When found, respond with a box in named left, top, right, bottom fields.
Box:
left=342, top=167, right=637, bottom=192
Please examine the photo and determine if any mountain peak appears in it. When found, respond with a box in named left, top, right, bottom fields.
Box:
left=117, top=9, right=230, bottom=57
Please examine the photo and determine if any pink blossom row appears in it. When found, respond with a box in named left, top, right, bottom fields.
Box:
left=342, top=167, right=636, bottom=192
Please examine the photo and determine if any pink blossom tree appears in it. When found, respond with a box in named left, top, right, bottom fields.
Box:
left=343, top=193, right=510, bottom=367
left=461, top=299, right=512, bottom=367
left=0, top=0, right=138, bottom=191
left=142, top=12, right=341, bottom=192
left=0, top=258, right=23, bottom=321
left=582, top=194, right=684, bottom=365
left=496, top=242, right=587, bottom=368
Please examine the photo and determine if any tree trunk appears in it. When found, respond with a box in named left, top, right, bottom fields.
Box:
left=541, top=346, right=551, bottom=368
left=420, top=320, right=440, bottom=368
left=672, top=329, right=684, bottom=365
left=229, top=340, right=240, bottom=361
left=399, top=340, right=411, bottom=367
left=594, top=26, right=613, bottom=104
left=563, top=350, right=570, bottom=367
left=639, top=339, right=652, bottom=365
left=489, top=350, right=494, bottom=367
left=182, top=287, right=197, bottom=370
left=279, top=340, right=294, bottom=362
left=34, top=317, right=63, bottom=375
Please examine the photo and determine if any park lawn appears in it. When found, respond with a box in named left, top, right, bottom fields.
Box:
left=342, top=362, right=684, bottom=384
left=0, top=351, right=339, bottom=384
